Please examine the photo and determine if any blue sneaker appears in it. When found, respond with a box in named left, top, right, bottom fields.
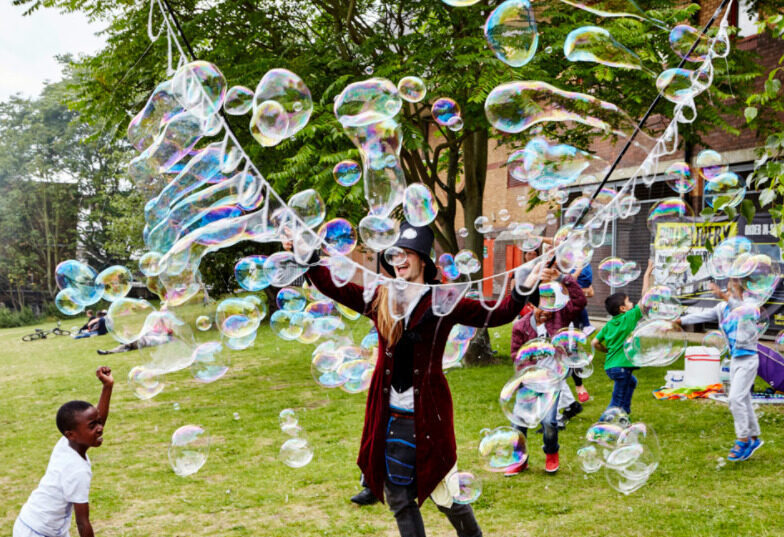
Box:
left=728, top=440, right=750, bottom=462
left=745, top=438, right=764, bottom=459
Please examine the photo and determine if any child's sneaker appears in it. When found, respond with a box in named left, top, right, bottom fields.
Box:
left=727, top=440, right=750, bottom=462
left=745, top=437, right=764, bottom=459
left=504, top=460, right=528, bottom=477
left=545, top=453, right=559, bottom=473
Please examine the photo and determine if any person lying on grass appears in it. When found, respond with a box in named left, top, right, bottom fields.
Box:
left=14, top=366, right=114, bottom=537
left=284, top=222, right=541, bottom=537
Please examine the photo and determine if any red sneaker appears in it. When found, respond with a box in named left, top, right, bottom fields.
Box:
left=545, top=453, right=560, bottom=473
left=504, top=459, right=528, bottom=477
left=578, top=390, right=590, bottom=403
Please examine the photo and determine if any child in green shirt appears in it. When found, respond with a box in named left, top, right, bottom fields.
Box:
left=592, top=260, right=654, bottom=414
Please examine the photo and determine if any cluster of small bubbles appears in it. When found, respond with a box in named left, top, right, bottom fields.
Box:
left=168, top=424, right=211, bottom=477
left=448, top=471, right=483, bottom=504
left=403, top=183, right=438, bottom=226
left=478, top=426, right=527, bottom=472
left=54, top=260, right=103, bottom=314
left=431, top=98, right=461, bottom=127
left=578, top=408, right=660, bottom=495
left=598, top=257, right=640, bottom=287
left=319, top=218, right=358, bottom=256
left=454, top=249, right=481, bottom=275
left=484, top=0, right=538, bottom=68
left=397, top=76, right=427, bottom=103
left=564, top=26, right=645, bottom=71
left=474, top=216, right=493, bottom=234
left=333, top=160, right=362, bottom=187
left=665, top=162, right=694, bottom=194
left=251, top=68, right=313, bottom=146
left=223, top=86, right=253, bottom=115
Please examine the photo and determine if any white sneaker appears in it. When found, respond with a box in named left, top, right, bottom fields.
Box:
left=583, top=325, right=596, bottom=336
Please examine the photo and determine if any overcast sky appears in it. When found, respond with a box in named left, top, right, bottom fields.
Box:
left=0, top=3, right=105, bottom=101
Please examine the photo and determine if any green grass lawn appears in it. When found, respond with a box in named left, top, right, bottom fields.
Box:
left=2, top=317, right=783, bottom=537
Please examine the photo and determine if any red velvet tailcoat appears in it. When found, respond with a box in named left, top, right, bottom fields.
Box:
left=307, top=264, right=526, bottom=506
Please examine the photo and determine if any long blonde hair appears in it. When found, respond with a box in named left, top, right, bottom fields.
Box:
left=373, top=285, right=403, bottom=348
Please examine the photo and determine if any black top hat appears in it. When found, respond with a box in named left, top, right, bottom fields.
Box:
left=379, top=222, right=440, bottom=284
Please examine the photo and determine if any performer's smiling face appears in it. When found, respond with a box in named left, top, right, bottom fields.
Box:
left=394, top=248, right=424, bottom=283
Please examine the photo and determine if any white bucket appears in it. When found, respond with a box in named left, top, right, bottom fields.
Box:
left=664, top=370, right=685, bottom=389
left=684, top=346, right=721, bottom=387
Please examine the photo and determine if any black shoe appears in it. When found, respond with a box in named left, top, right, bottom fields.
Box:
left=97, top=349, right=109, bottom=355
left=562, top=402, right=583, bottom=420
left=351, top=487, right=378, bottom=506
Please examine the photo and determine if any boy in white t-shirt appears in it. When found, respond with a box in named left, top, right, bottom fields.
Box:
left=14, top=366, right=114, bottom=537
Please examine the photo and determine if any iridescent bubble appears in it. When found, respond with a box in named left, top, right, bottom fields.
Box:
left=253, top=68, right=313, bottom=139
left=514, top=338, right=558, bottom=372
left=703, top=330, right=727, bottom=355
left=338, top=359, right=375, bottom=393
left=384, top=246, right=407, bottom=267
left=191, top=341, right=230, bottom=383
left=223, top=86, right=253, bottom=115
left=665, top=162, right=694, bottom=194
left=449, top=471, right=482, bottom=504
left=624, top=319, right=686, bottom=367
left=448, top=117, right=464, bottom=132
left=289, top=189, right=326, bottom=228
left=646, top=198, right=694, bottom=240
left=172, top=61, right=227, bottom=120
left=168, top=425, right=210, bottom=477
left=458, top=227, right=469, bottom=238
left=397, top=76, right=427, bottom=103
left=276, top=288, right=307, bottom=312
left=216, top=298, right=261, bottom=339
left=484, top=81, right=636, bottom=135
left=553, top=226, right=593, bottom=274
left=454, top=249, right=481, bottom=275
left=196, top=315, right=212, bottom=331
left=564, top=26, right=644, bottom=71
left=484, top=0, right=538, bottom=68
left=598, top=257, right=628, bottom=287
left=498, top=209, right=511, bottom=222
left=709, top=237, right=755, bottom=279
left=251, top=99, right=289, bottom=141
left=722, top=302, right=765, bottom=340
left=656, top=68, right=703, bottom=105
left=585, top=421, right=625, bottom=448
left=311, top=349, right=345, bottom=387
left=538, top=281, right=570, bottom=312
left=474, top=216, right=493, bottom=234
left=640, top=285, right=683, bottom=320
left=139, top=251, right=164, bottom=277
left=403, top=183, right=438, bottom=226
left=508, top=137, right=594, bottom=190
left=270, top=310, right=306, bottom=340
left=695, top=149, right=727, bottom=180
left=55, top=288, right=84, bottom=315
left=333, top=160, right=362, bottom=187
left=279, top=437, right=314, bottom=468
left=559, top=0, right=658, bottom=24
left=319, top=218, right=358, bottom=256
left=263, top=252, right=308, bottom=287
left=577, top=444, right=604, bottom=473
left=431, top=98, right=461, bottom=127
left=107, top=298, right=155, bottom=344
left=96, top=265, right=133, bottom=302
left=55, top=260, right=102, bottom=306
left=438, top=254, right=460, bottom=280
left=669, top=25, right=715, bottom=63
left=364, top=65, right=374, bottom=75
left=127, top=80, right=183, bottom=152
left=704, top=172, right=745, bottom=210
left=552, top=327, right=592, bottom=368
left=499, top=374, right=559, bottom=428
left=234, top=255, right=270, bottom=292
left=128, top=366, right=164, bottom=400
left=359, top=215, right=400, bottom=251
left=478, top=426, right=527, bottom=472
left=441, top=0, right=481, bottom=5
left=334, top=78, right=401, bottom=127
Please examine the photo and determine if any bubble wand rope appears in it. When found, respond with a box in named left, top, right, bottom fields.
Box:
left=558, top=0, right=734, bottom=253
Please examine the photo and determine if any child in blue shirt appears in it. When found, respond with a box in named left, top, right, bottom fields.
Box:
left=676, top=280, right=763, bottom=461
